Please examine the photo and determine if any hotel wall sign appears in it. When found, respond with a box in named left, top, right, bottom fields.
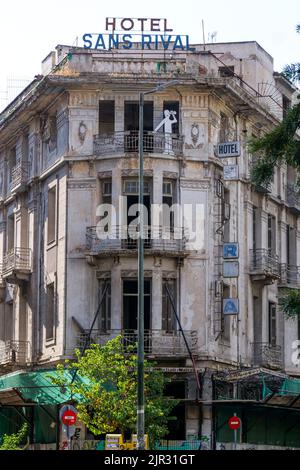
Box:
left=83, top=17, right=195, bottom=51
left=216, top=141, right=241, bottom=158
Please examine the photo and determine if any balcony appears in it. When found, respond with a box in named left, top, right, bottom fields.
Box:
left=93, top=131, right=184, bottom=157
left=86, top=225, right=187, bottom=259
left=9, top=161, right=30, bottom=193
left=249, top=249, right=280, bottom=283
left=252, top=342, right=283, bottom=369
left=2, top=248, right=32, bottom=283
left=76, top=329, right=198, bottom=358
left=279, top=264, right=300, bottom=289
left=286, top=183, right=300, bottom=214
left=0, top=340, right=30, bottom=367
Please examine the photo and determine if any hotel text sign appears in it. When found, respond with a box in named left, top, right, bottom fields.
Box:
left=216, top=141, right=241, bottom=158
left=83, top=17, right=195, bottom=51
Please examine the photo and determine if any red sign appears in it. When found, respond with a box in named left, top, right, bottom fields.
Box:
left=228, top=416, right=241, bottom=430
left=62, top=410, right=77, bottom=426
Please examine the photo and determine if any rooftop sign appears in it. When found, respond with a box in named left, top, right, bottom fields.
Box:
left=83, top=17, right=195, bottom=51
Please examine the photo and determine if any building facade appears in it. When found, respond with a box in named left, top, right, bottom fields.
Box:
left=0, top=40, right=300, bottom=449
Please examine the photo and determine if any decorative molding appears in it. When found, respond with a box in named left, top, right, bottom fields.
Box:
left=96, top=271, right=111, bottom=279
left=69, top=92, right=98, bottom=107
left=154, top=257, right=162, bottom=267
left=121, top=169, right=153, bottom=177
left=121, top=270, right=152, bottom=278
left=163, top=171, right=178, bottom=179
left=208, top=109, right=220, bottom=128
left=162, top=271, right=178, bottom=279
left=67, top=178, right=97, bottom=190
left=98, top=171, right=112, bottom=179
left=182, top=95, right=208, bottom=108
left=180, top=180, right=211, bottom=190
left=78, top=121, right=87, bottom=144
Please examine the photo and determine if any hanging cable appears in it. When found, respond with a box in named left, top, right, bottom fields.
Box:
left=70, top=281, right=109, bottom=385
left=165, top=283, right=201, bottom=398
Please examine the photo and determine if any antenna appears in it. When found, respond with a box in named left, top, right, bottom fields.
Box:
left=202, top=20, right=206, bottom=51
left=209, top=31, right=218, bottom=43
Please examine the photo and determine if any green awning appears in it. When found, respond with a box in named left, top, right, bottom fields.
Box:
left=0, top=369, right=90, bottom=405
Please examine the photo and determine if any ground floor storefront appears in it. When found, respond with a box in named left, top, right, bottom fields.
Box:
left=1, top=367, right=300, bottom=450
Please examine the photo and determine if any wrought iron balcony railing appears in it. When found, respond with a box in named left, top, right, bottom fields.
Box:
left=0, top=340, right=30, bottom=366
left=286, top=183, right=300, bottom=214
left=76, top=329, right=198, bottom=357
left=2, top=248, right=32, bottom=278
left=9, top=161, right=30, bottom=192
left=94, top=131, right=184, bottom=157
left=86, top=225, right=186, bottom=255
left=249, top=249, right=280, bottom=279
left=279, top=264, right=300, bottom=288
left=252, top=342, right=283, bottom=369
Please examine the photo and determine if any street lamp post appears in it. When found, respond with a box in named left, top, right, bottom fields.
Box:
left=137, top=80, right=180, bottom=451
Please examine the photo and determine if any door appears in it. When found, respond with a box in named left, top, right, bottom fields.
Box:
left=124, top=101, right=153, bottom=152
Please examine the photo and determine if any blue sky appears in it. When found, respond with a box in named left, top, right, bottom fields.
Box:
left=0, top=0, right=299, bottom=107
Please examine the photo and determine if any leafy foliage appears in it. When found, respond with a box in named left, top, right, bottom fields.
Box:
left=279, top=289, right=300, bottom=319
left=283, top=25, right=300, bottom=83
left=249, top=100, right=300, bottom=187
left=52, top=336, right=178, bottom=445
left=0, top=423, right=29, bottom=450
left=249, top=24, right=300, bottom=188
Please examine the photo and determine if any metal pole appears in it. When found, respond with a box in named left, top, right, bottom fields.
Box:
left=137, top=91, right=145, bottom=450
left=234, top=413, right=237, bottom=450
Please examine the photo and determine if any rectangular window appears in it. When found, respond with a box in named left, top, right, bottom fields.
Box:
left=222, top=285, right=231, bottom=342
left=46, top=283, right=55, bottom=341
left=287, top=225, right=296, bottom=267
left=268, top=302, right=277, bottom=346
left=123, top=279, right=151, bottom=331
left=7, top=215, right=15, bottom=252
left=8, top=147, right=17, bottom=183
left=220, top=113, right=229, bottom=142
left=102, top=179, right=112, bottom=204
left=253, top=206, right=257, bottom=251
left=219, top=66, right=235, bottom=78
left=124, top=101, right=153, bottom=152
left=162, top=279, right=177, bottom=332
left=163, top=180, right=174, bottom=229
left=99, top=100, right=115, bottom=135
left=163, top=101, right=179, bottom=134
left=267, top=215, right=276, bottom=254
left=47, top=186, right=57, bottom=244
left=98, top=280, right=111, bottom=331
left=124, top=180, right=150, bottom=194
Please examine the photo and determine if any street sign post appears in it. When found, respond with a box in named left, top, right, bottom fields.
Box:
left=228, top=415, right=241, bottom=450
left=223, top=299, right=239, bottom=315
left=223, top=243, right=239, bottom=259
left=62, top=410, right=77, bottom=426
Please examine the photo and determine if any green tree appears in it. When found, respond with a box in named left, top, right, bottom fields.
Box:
left=249, top=25, right=300, bottom=318
left=0, top=423, right=29, bottom=450
left=249, top=24, right=300, bottom=190
left=53, top=336, right=178, bottom=446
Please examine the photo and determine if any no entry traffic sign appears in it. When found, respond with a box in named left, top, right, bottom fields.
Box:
left=228, top=416, right=241, bottom=430
left=62, top=409, right=77, bottom=426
